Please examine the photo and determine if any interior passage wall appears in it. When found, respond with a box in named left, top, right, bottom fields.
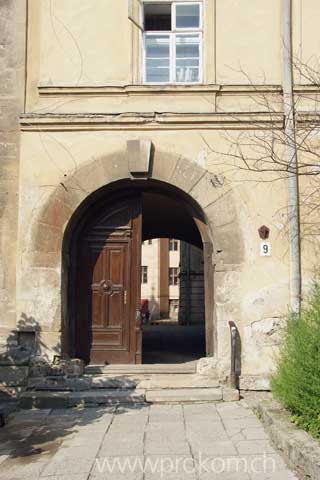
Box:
left=179, top=242, right=205, bottom=325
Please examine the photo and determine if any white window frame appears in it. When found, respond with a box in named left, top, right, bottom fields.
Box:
left=169, top=238, right=179, bottom=251
left=142, top=1, right=203, bottom=85
left=141, top=266, right=148, bottom=284
left=172, top=2, right=203, bottom=31
left=169, top=267, right=179, bottom=286
left=143, top=32, right=172, bottom=84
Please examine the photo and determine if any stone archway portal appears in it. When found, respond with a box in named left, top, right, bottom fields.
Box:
left=72, top=187, right=209, bottom=365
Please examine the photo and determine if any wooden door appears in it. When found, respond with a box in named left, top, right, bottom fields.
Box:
left=76, top=197, right=142, bottom=365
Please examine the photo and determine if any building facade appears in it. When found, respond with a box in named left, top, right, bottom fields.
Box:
left=141, top=238, right=205, bottom=323
left=141, top=238, right=181, bottom=322
left=1, top=0, right=320, bottom=388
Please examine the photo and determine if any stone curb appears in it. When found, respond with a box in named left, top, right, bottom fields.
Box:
left=255, top=400, right=320, bottom=480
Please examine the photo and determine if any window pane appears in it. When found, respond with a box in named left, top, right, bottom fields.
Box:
left=176, top=58, right=199, bottom=67
left=145, top=35, right=170, bottom=83
left=175, top=34, right=200, bottom=83
left=141, top=266, right=148, bottom=284
left=169, top=239, right=179, bottom=251
left=176, top=4, right=200, bottom=29
left=144, top=3, right=171, bottom=31
left=169, top=267, right=179, bottom=286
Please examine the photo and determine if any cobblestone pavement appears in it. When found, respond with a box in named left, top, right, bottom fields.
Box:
left=0, top=401, right=298, bottom=480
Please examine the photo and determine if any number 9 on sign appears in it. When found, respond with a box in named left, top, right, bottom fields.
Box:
left=260, top=242, right=271, bottom=257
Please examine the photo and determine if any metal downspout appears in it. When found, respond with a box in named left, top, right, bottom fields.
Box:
left=282, top=0, right=301, bottom=315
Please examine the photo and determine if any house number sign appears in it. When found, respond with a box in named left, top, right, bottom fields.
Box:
left=260, top=242, right=271, bottom=257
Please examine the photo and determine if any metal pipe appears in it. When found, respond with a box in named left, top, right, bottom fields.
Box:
left=229, top=321, right=237, bottom=389
left=282, top=0, right=301, bottom=316
left=229, top=321, right=241, bottom=389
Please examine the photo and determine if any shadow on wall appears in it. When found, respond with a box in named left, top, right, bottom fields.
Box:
left=0, top=314, right=60, bottom=363
left=0, top=314, right=61, bottom=402
left=0, top=314, right=62, bottom=365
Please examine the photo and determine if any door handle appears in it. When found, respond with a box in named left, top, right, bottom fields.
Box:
left=124, top=290, right=127, bottom=305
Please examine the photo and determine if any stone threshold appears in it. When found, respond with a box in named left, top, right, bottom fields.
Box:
left=254, top=399, right=320, bottom=480
left=85, top=363, right=197, bottom=374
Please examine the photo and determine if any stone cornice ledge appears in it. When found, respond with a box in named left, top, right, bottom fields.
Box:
left=37, top=84, right=320, bottom=97
left=20, top=112, right=285, bottom=131
left=298, top=112, right=320, bottom=125
left=38, top=84, right=222, bottom=96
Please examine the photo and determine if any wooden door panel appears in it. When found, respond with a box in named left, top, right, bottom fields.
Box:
left=89, top=241, right=130, bottom=358
left=90, top=243, right=129, bottom=331
left=108, top=291, right=123, bottom=328
left=92, top=330, right=122, bottom=345
left=108, top=247, right=128, bottom=328
left=76, top=197, right=141, bottom=365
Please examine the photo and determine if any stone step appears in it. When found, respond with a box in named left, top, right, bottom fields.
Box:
left=146, top=387, right=223, bottom=403
left=27, top=375, right=136, bottom=391
left=88, top=374, right=220, bottom=390
left=19, top=385, right=239, bottom=409
left=20, top=389, right=147, bottom=409
left=27, top=374, right=220, bottom=392
left=85, top=363, right=197, bottom=375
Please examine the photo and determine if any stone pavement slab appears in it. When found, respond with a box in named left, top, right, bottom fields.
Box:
left=40, top=456, right=95, bottom=477
left=199, top=473, right=251, bottom=480
left=241, top=427, right=269, bottom=440
left=91, top=455, right=144, bottom=479
left=190, top=439, right=239, bottom=456
left=99, top=435, right=145, bottom=456
left=236, top=439, right=277, bottom=455
left=250, top=473, right=299, bottom=480
left=183, top=403, right=221, bottom=420
left=0, top=457, right=48, bottom=480
left=40, top=476, right=88, bottom=480
left=0, top=402, right=299, bottom=480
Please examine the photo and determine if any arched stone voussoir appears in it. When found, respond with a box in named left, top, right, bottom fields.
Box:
left=169, top=156, right=206, bottom=194
left=190, top=172, right=231, bottom=210
left=151, top=149, right=180, bottom=183
left=31, top=188, right=84, bottom=263
left=204, top=191, right=245, bottom=265
left=32, top=221, right=64, bottom=255
left=32, top=151, right=131, bottom=260
left=38, top=190, right=76, bottom=230
left=65, top=151, right=130, bottom=197
left=151, top=150, right=206, bottom=195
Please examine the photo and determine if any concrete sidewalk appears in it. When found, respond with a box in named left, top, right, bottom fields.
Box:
left=0, top=402, right=298, bottom=479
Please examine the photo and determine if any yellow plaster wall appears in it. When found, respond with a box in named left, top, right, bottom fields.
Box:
left=39, top=0, right=132, bottom=86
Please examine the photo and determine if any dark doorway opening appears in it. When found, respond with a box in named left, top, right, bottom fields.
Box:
left=142, top=324, right=205, bottom=364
